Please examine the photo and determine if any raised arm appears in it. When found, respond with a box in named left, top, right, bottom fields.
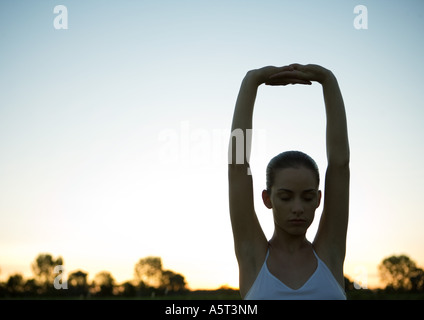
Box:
left=316, top=68, right=350, bottom=266
left=269, top=64, right=350, bottom=283
left=229, top=66, right=312, bottom=296
left=228, top=69, right=267, bottom=269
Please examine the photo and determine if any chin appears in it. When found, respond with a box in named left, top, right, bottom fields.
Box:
left=286, top=225, right=310, bottom=236
left=289, top=229, right=308, bottom=237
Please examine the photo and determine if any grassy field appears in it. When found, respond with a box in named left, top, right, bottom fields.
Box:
left=144, top=291, right=424, bottom=300
left=346, top=290, right=424, bottom=300
left=2, top=289, right=424, bottom=300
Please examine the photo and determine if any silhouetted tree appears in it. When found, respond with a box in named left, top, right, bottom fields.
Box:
left=23, top=278, right=40, bottom=296
left=379, top=254, right=418, bottom=291
left=135, top=279, right=153, bottom=297
left=161, top=270, right=187, bottom=292
left=31, top=253, right=63, bottom=293
left=134, top=256, right=163, bottom=288
left=6, top=274, right=25, bottom=297
left=344, top=276, right=355, bottom=291
left=410, top=267, right=424, bottom=292
left=92, top=271, right=115, bottom=297
left=117, top=281, right=137, bottom=297
left=68, top=270, right=89, bottom=297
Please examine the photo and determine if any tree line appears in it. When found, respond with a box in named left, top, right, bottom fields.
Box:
left=1, top=252, right=424, bottom=299
left=344, top=254, right=424, bottom=297
left=0, top=253, right=188, bottom=298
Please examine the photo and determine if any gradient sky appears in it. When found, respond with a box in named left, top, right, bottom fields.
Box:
left=1, top=0, right=424, bottom=290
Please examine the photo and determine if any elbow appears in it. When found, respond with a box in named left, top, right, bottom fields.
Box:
left=329, top=160, right=350, bottom=171
left=328, top=146, right=350, bottom=168
left=327, top=160, right=350, bottom=180
left=328, top=154, right=350, bottom=169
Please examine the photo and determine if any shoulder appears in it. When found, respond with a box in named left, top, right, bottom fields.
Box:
left=313, top=242, right=345, bottom=288
left=238, top=242, right=269, bottom=298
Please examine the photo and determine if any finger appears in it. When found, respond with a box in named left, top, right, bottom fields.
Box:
left=266, top=78, right=312, bottom=84
left=289, top=63, right=304, bottom=70
left=268, top=70, right=307, bottom=80
left=271, top=65, right=295, bottom=74
left=265, top=79, right=311, bottom=86
left=298, top=80, right=312, bottom=85
left=259, top=65, right=295, bottom=80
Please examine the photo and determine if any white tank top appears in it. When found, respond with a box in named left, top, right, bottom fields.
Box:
left=244, top=248, right=346, bottom=300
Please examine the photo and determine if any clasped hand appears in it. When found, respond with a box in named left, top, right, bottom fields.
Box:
left=250, top=63, right=333, bottom=86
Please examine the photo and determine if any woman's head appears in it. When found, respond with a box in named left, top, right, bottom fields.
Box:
left=262, top=151, right=321, bottom=236
left=265, top=151, right=320, bottom=194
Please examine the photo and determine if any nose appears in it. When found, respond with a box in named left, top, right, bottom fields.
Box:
left=291, top=198, right=304, bottom=215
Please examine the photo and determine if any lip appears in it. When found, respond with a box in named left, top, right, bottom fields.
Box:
left=289, top=219, right=306, bottom=224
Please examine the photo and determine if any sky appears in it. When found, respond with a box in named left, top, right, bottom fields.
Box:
left=1, top=0, right=424, bottom=290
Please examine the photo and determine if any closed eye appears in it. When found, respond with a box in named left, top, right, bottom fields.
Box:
left=303, top=192, right=317, bottom=202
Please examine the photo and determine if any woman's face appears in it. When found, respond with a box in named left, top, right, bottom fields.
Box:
left=262, top=167, right=321, bottom=236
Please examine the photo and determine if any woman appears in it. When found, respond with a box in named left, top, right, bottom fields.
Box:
left=228, top=64, right=349, bottom=300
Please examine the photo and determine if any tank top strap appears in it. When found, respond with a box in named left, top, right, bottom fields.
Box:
left=264, top=248, right=270, bottom=260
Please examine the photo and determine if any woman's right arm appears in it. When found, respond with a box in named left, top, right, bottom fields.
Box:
left=228, top=69, right=268, bottom=296
left=228, top=70, right=267, bottom=264
left=228, top=66, right=309, bottom=295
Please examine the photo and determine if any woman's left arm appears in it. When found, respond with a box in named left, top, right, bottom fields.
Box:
left=316, top=69, right=350, bottom=267
left=269, top=64, right=350, bottom=279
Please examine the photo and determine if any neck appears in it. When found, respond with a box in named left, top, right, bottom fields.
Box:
left=270, top=226, right=310, bottom=254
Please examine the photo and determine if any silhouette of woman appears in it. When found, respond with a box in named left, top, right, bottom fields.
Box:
left=228, top=64, right=349, bottom=300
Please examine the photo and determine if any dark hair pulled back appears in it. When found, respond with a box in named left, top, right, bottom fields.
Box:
left=266, top=150, right=320, bottom=193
